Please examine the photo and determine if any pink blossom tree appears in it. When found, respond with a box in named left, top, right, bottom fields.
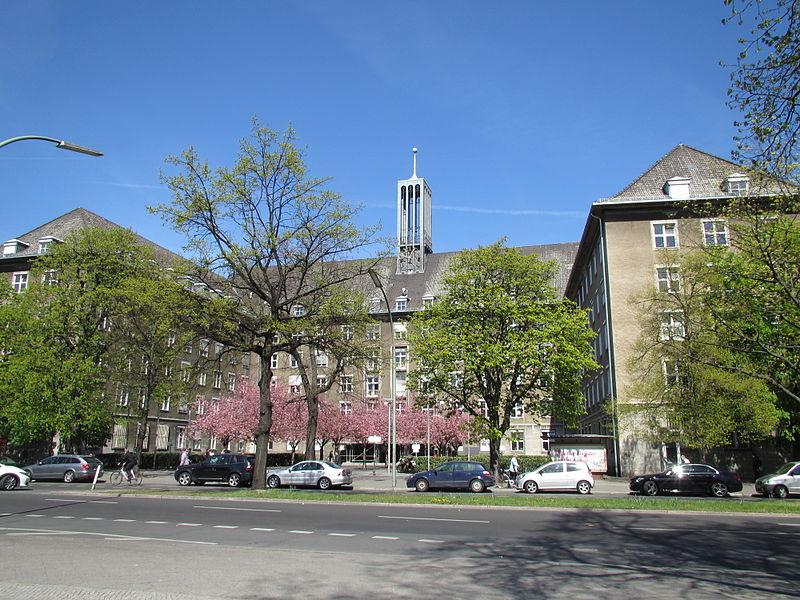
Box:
left=316, top=399, right=361, bottom=462
left=189, top=383, right=260, bottom=449
left=430, top=410, right=469, bottom=455
left=271, top=391, right=308, bottom=464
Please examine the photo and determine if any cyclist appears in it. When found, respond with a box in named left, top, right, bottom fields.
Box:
left=121, top=449, right=138, bottom=482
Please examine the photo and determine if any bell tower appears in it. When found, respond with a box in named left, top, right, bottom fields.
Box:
left=397, top=148, right=432, bottom=274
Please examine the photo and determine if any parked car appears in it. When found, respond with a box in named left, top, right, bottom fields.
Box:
left=0, top=456, right=18, bottom=466
left=0, top=464, right=31, bottom=490
left=755, top=461, right=800, bottom=498
left=23, top=454, right=103, bottom=483
left=514, top=461, right=594, bottom=494
left=406, top=461, right=495, bottom=493
left=266, top=460, right=352, bottom=490
left=630, top=463, right=742, bottom=497
left=174, top=453, right=253, bottom=487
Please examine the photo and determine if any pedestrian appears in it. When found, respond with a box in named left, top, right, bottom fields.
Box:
left=508, top=455, right=520, bottom=487
left=179, top=447, right=190, bottom=466
left=752, top=452, right=763, bottom=480
left=327, top=450, right=334, bottom=462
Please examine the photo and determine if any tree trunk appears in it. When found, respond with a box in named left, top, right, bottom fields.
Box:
left=252, top=350, right=274, bottom=489
left=300, top=351, right=319, bottom=460
left=489, top=437, right=501, bottom=478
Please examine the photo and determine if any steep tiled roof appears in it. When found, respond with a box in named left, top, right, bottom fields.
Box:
left=598, top=144, right=780, bottom=203
left=1, top=207, right=181, bottom=264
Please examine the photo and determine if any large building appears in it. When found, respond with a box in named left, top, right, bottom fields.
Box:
left=564, top=144, right=781, bottom=476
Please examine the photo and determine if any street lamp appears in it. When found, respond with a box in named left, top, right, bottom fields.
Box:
left=368, top=267, right=397, bottom=490
left=0, top=135, right=103, bottom=156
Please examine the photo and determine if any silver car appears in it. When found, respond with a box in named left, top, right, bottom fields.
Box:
left=0, top=464, right=31, bottom=490
left=755, top=461, right=800, bottom=498
left=23, top=454, right=103, bottom=483
left=266, top=460, right=352, bottom=490
left=514, top=461, right=594, bottom=494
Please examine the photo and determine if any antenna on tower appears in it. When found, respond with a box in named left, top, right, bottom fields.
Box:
left=412, top=147, right=418, bottom=179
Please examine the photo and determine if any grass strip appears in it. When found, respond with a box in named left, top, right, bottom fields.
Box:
left=100, top=487, right=800, bottom=514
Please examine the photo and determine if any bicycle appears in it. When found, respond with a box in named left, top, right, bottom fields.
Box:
left=109, top=466, right=143, bottom=486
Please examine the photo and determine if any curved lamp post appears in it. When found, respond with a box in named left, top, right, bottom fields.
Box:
left=0, top=135, right=103, bottom=156
left=368, top=267, right=397, bottom=490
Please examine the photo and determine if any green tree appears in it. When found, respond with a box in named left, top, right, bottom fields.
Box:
left=154, top=120, right=384, bottom=488
left=409, top=241, right=598, bottom=475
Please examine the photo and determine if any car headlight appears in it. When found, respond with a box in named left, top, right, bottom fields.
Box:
left=634, top=477, right=644, bottom=482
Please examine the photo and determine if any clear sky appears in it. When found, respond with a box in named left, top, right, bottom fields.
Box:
left=2, top=1, right=744, bottom=255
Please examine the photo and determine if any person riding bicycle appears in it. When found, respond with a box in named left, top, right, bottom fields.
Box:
left=508, top=455, right=520, bottom=487
left=121, top=449, right=138, bottom=482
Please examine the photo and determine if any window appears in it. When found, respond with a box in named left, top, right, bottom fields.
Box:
left=367, top=324, right=381, bottom=340
left=199, top=339, right=209, bottom=358
left=196, top=396, right=206, bottom=415
left=290, top=352, right=303, bottom=368
left=341, top=325, right=353, bottom=341
left=512, top=401, right=524, bottom=418
left=655, top=266, right=681, bottom=293
left=215, top=343, right=224, bottom=357
left=192, top=436, right=202, bottom=450
left=181, top=362, right=191, bottom=383
left=663, top=359, right=685, bottom=387
left=476, top=399, right=489, bottom=418
left=227, top=373, right=236, bottom=392
left=198, top=371, right=207, bottom=386
left=271, top=353, right=278, bottom=369
left=315, top=348, right=328, bottom=367
left=167, top=332, right=176, bottom=347
left=176, top=426, right=187, bottom=450
left=652, top=221, right=678, bottom=249
left=395, top=371, right=406, bottom=394
left=11, top=272, right=28, bottom=293
left=161, top=396, right=171, bottom=412
left=111, top=424, right=127, bottom=449
left=178, top=396, right=189, bottom=414
left=659, top=311, right=685, bottom=341
left=340, top=400, right=352, bottom=414
left=510, top=430, right=524, bottom=452
left=541, top=463, right=564, bottom=474
left=242, top=353, right=250, bottom=370
left=139, top=388, right=147, bottom=409
left=393, top=323, right=407, bottom=340
left=156, top=424, right=170, bottom=450
left=116, top=386, right=129, bottom=407
left=42, top=270, right=57, bottom=285
left=340, top=375, right=353, bottom=393
left=366, top=348, right=380, bottom=371
left=449, top=371, right=463, bottom=389
left=290, top=384, right=301, bottom=395
left=394, top=347, right=408, bottom=370
left=292, top=304, right=305, bottom=317
left=164, top=365, right=173, bottom=378
left=213, top=371, right=222, bottom=389
left=726, top=175, right=749, bottom=196
left=395, top=297, right=408, bottom=311
left=316, top=375, right=327, bottom=389
left=366, top=375, right=380, bottom=397
left=229, top=352, right=238, bottom=366
left=38, top=240, right=52, bottom=254
left=702, top=220, right=729, bottom=247
left=422, top=296, right=434, bottom=309
left=184, top=340, right=193, bottom=355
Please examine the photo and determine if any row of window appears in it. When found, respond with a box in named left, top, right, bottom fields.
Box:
left=652, top=219, right=728, bottom=249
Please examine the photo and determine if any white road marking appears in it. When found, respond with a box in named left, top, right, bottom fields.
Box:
left=25, top=515, right=45, bottom=518
left=328, top=533, right=356, bottom=537
left=465, top=542, right=494, bottom=547
left=250, top=527, right=275, bottom=532
left=419, top=538, right=445, bottom=544
left=0, top=513, right=10, bottom=516
left=113, top=519, right=136, bottom=522
left=372, top=536, right=399, bottom=540
left=572, top=547, right=599, bottom=553
left=44, top=498, right=85, bottom=503
left=194, top=505, right=281, bottom=513
left=0, top=526, right=216, bottom=545
left=91, top=500, right=118, bottom=504
left=145, top=521, right=167, bottom=524
left=778, top=523, right=800, bottom=527
left=82, top=517, right=103, bottom=521
left=289, top=530, right=313, bottom=534
left=212, top=525, right=238, bottom=529
left=378, top=515, right=490, bottom=524
left=177, top=523, right=202, bottom=527
left=52, top=516, right=75, bottom=519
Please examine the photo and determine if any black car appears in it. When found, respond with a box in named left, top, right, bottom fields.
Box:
left=174, top=453, right=253, bottom=487
left=406, top=461, right=495, bottom=493
left=629, top=463, right=742, bottom=498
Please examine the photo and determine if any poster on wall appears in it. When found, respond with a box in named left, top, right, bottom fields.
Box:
left=550, top=446, right=608, bottom=472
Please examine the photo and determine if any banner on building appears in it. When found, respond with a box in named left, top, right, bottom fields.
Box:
left=550, top=446, right=607, bottom=472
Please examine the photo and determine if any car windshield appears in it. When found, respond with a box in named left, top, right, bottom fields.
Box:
left=774, top=462, right=798, bottom=475
left=322, top=461, right=339, bottom=469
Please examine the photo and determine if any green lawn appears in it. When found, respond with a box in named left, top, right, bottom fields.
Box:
left=98, top=487, right=800, bottom=514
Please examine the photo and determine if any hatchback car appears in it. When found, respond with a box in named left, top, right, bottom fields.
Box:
left=514, top=461, right=594, bottom=494
left=174, top=453, right=253, bottom=487
left=755, top=461, right=800, bottom=498
left=630, top=463, right=742, bottom=497
left=23, top=454, right=103, bottom=483
left=266, top=460, right=352, bottom=490
left=406, top=461, right=495, bottom=493
left=0, top=464, right=31, bottom=490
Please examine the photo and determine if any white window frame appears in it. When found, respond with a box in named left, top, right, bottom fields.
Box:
left=199, top=339, right=210, bottom=358
left=213, top=371, right=222, bottom=389
left=651, top=220, right=679, bottom=249
left=227, top=372, right=236, bottom=392
left=655, top=265, right=681, bottom=293
left=197, top=371, right=207, bottom=386
left=366, top=348, right=380, bottom=372
left=395, top=297, right=408, bottom=311
left=366, top=375, right=380, bottom=397
left=659, top=311, right=686, bottom=342
left=702, top=219, right=729, bottom=247
left=394, top=347, right=408, bottom=370
left=340, top=375, right=353, bottom=394
left=341, top=325, right=353, bottom=341
left=366, top=324, right=381, bottom=341
left=11, top=272, right=28, bottom=293
left=271, top=353, right=278, bottom=369
left=511, top=401, right=524, bottom=418
left=181, top=361, right=191, bottom=383
left=117, top=386, right=129, bottom=407
left=316, top=375, right=328, bottom=389
left=161, top=395, right=171, bottom=412
left=339, top=400, right=352, bottom=414
left=510, top=430, right=525, bottom=452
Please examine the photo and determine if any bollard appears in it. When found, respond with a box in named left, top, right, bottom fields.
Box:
left=91, top=463, right=102, bottom=490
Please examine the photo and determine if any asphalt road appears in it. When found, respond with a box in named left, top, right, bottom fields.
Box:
left=0, top=487, right=797, bottom=599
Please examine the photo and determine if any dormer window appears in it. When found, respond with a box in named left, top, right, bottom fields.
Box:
left=663, top=177, right=691, bottom=200
left=395, top=297, right=408, bottom=311
left=292, top=304, right=305, bottom=317
left=3, top=239, right=29, bottom=256
left=422, top=295, right=435, bottom=309
left=37, top=236, right=61, bottom=255
left=725, top=173, right=750, bottom=196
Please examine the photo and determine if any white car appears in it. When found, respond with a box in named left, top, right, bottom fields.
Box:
left=0, top=464, right=32, bottom=491
left=266, top=460, right=352, bottom=490
left=515, top=461, right=594, bottom=494
left=755, top=461, right=800, bottom=498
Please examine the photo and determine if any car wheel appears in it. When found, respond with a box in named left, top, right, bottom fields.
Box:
left=710, top=482, right=728, bottom=498
left=523, top=480, right=538, bottom=494
left=318, top=477, right=332, bottom=490
left=0, top=475, right=18, bottom=491
left=176, top=471, right=193, bottom=486
left=469, top=478, right=486, bottom=493
left=415, top=478, right=430, bottom=492
left=773, top=485, right=789, bottom=499
left=227, top=473, right=242, bottom=487
left=577, top=480, right=592, bottom=495
left=63, top=470, right=75, bottom=483
left=267, top=475, right=281, bottom=489
left=641, top=480, right=659, bottom=496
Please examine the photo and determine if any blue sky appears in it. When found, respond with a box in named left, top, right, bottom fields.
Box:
left=2, top=2, right=743, bottom=255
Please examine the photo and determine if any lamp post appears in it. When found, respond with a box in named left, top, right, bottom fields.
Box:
left=0, top=135, right=103, bottom=156
left=368, top=268, right=396, bottom=490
